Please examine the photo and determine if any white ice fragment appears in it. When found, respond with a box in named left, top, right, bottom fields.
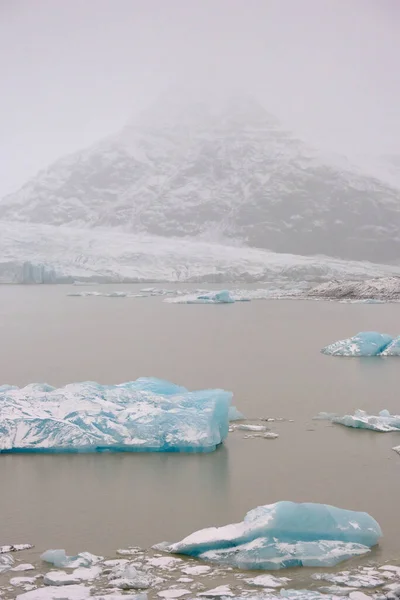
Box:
left=177, top=578, right=193, bottom=583
left=146, top=556, right=182, bottom=569
left=349, top=592, right=372, bottom=600
left=41, top=550, right=103, bottom=568
left=116, top=548, right=143, bottom=556
left=198, top=585, right=234, bottom=597
left=10, top=577, right=37, bottom=587
left=16, top=585, right=91, bottom=599
left=72, top=566, right=102, bottom=581
left=245, top=574, right=291, bottom=588
left=43, top=571, right=82, bottom=586
left=0, top=554, right=14, bottom=572
left=157, top=590, right=190, bottom=598
left=12, top=564, right=35, bottom=572
left=312, top=572, right=385, bottom=588
left=379, top=566, right=400, bottom=576
left=181, top=566, right=211, bottom=576
left=0, top=545, right=33, bottom=554
left=234, top=424, right=267, bottom=432
left=103, top=560, right=129, bottom=567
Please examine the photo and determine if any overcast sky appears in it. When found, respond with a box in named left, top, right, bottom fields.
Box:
left=1, top=0, right=399, bottom=197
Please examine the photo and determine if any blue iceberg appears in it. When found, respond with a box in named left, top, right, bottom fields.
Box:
left=158, top=501, right=382, bottom=570
left=321, top=331, right=393, bottom=356
left=41, top=549, right=103, bottom=568
left=0, top=378, right=233, bottom=453
left=188, top=290, right=236, bottom=304
left=316, top=409, right=400, bottom=432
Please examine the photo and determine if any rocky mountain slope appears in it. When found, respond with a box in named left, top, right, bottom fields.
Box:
left=1, top=97, right=400, bottom=262
left=308, top=276, right=400, bottom=300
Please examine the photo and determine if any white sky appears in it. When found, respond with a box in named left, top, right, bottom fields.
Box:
left=1, top=0, right=399, bottom=197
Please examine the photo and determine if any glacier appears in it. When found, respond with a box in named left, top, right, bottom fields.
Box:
left=316, top=409, right=400, bottom=432
left=2, top=221, right=400, bottom=285
left=0, top=378, right=233, bottom=453
left=309, top=276, right=400, bottom=300
left=156, top=501, right=382, bottom=570
left=321, top=332, right=394, bottom=356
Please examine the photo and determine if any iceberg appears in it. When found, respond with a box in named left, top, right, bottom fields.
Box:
left=41, top=550, right=103, bottom=568
left=321, top=332, right=393, bottom=356
left=316, top=409, right=400, bottom=432
left=380, top=336, right=400, bottom=356
left=0, top=378, right=232, bottom=453
left=157, top=501, right=382, bottom=570
left=167, top=290, right=237, bottom=304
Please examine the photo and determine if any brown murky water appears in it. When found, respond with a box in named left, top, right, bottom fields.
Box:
left=0, top=284, right=399, bottom=570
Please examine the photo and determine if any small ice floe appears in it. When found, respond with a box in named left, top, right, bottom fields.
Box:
left=315, top=410, right=400, bottom=432
left=0, top=553, right=15, bottom=573
left=157, top=589, right=190, bottom=598
left=15, top=585, right=92, bottom=599
left=116, top=547, right=143, bottom=556
left=243, top=432, right=279, bottom=439
left=312, top=570, right=386, bottom=588
left=234, top=424, right=267, bottom=432
left=108, top=563, right=160, bottom=589
left=197, top=585, right=234, bottom=597
left=12, top=564, right=36, bottom=572
left=145, top=556, right=183, bottom=570
left=0, top=544, right=33, bottom=554
left=10, top=576, right=38, bottom=587
left=41, top=550, right=103, bottom=569
left=181, top=565, right=211, bottom=576
left=244, top=575, right=291, bottom=588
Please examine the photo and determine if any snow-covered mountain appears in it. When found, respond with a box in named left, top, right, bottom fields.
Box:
left=1, top=96, right=400, bottom=262
left=1, top=221, right=400, bottom=284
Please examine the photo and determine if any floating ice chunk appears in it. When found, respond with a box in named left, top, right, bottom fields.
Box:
left=243, top=432, right=279, bottom=440
left=16, top=585, right=91, bottom=599
left=0, top=553, right=14, bottom=572
left=379, top=566, right=400, bottom=576
left=380, top=337, right=400, bottom=356
left=41, top=550, right=103, bottom=568
left=0, top=378, right=232, bottom=453
left=181, top=566, right=211, bottom=576
left=12, top=564, right=35, bottom=572
left=109, top=564, right=158, bottom=589
left=43, top=571, right=82, bottom=586
left=234, top=424, right=267, bottom=432
left=316, top=410, right=400, bottom=432
left=116, top=548, right=143, bottom=556
left=245, top=575, right=291, bottom=588
left=321, top=332, right=393, bottom=356
left=281, top=591, right=346, bottom=600
left=198, top=585, right=234, bottom=597
left=318, top=586, right=359, bottom=596
left=312, top=571, right=385, bottom=588
left=349, top=593, right=372, bottom=600
left=10, top=576, right=37, bottom=587
left=157, top=590, right=190, bottom=598
left=160, top=501, right=381, bottom=570
left=145, top=556, right=182, bottom=569
left=0, top=544, right=33, bottom=554
left=392, top=446, right=400, bottom=455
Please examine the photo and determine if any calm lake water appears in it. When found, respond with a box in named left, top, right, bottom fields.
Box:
left=0, top=284, right=399, bottom=573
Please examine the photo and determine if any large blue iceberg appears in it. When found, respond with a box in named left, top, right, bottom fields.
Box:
left=316, top=409, right=400, bottom=432
left=157, top=501, right=382, bottom=570
left=0, top=378, right=233, bottom=453
left=321, top=331, right=394, bottom=356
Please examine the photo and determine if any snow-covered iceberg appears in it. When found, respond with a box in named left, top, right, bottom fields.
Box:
left=0, top=378, right=232, bottom=453
left=157, top=501, right=382, bottom=570
left=321, top=331, right=394, bottom=356
left=316, top=409, right=400, bottom=432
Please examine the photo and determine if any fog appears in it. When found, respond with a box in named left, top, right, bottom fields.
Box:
left=1, top=0, right=400, bottom=197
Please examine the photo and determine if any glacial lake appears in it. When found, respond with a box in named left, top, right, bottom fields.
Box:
left=0, top=283, right=400, bottom=594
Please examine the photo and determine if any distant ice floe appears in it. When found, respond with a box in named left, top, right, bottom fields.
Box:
left=315, top=409, right=400, bottom=433
left=321, top=332, right=399, bottom=356
left=156, top=501, right=382, bottom=570
left=0, top=378, right=235, bottom=453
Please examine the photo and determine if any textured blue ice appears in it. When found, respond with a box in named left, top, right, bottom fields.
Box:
left=0, top=378, right=233, bottom=453
left=188, top=290, right=236, bottom=304
left=316, top=409, right=400, bottom=432
left=322, top=331, right=393, bottom=356
left=159, top=501, right=382, bottom=570
left=380, top=336, right=400, bottom=356
left=41, top=549, right=102, bottom=568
